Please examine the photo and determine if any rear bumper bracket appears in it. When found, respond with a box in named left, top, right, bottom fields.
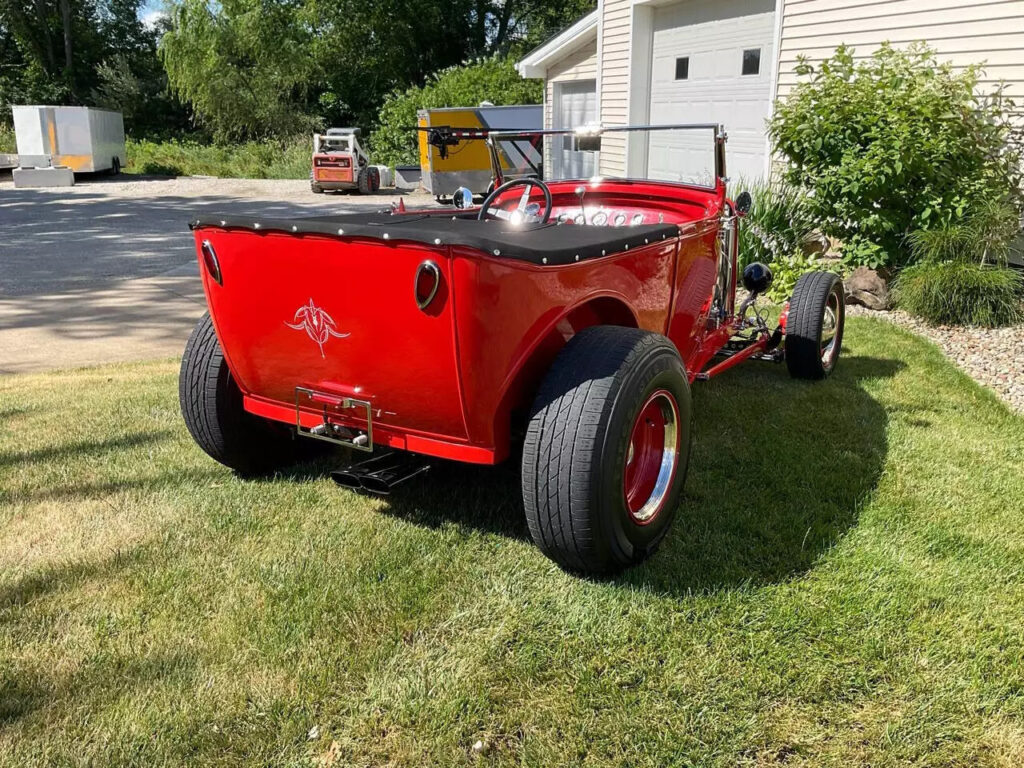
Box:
left=294, top=387, right=373, bottom=452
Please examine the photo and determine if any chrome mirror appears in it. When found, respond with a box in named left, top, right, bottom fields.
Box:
left=735, top=191, right=753, bottom=217
left=452, top=187, right=473, bottom=210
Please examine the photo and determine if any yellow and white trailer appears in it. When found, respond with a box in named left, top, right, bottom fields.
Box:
left=417, top=104, right=542, bottom=199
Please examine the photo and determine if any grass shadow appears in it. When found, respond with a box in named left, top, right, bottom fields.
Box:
left=627, top=354, right=902, bottom=594
left=0, top=431, right=170, bottom=469
left=372, top=353, right=902, bottom=592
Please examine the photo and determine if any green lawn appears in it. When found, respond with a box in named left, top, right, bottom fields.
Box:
left=2, top=317, right=1023, bottom=767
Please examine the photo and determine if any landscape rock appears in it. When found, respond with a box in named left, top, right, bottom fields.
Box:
left=845, top=267, right=891, bottom=310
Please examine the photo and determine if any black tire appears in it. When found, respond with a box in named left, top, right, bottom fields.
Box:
left=357, top=167, right=371, bottom=194
left=367, top=167, right=381, bottom=193
left=785, top=271, right=845, bottom=379
left=179, top=314, right=302, bottom=475
left=109, top=156, right=121, bottom=175
left=522, top=326, right=692, bottom=574
left=311, top=181, right=324, bottom=194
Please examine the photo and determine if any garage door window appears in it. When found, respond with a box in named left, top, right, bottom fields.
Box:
left=675, top=57, right=689, bottom=80
left=742, top=48, right=761, bottom=76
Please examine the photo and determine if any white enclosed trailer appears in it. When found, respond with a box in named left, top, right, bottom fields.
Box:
left=12, top=106, right=126, bottom=173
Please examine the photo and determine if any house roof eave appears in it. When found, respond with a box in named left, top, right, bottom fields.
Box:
left=516, top=10, right=599, bottom=79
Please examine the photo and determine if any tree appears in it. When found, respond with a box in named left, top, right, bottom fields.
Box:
left=160, top=0, right=320, bottom=140
left=369, top=56, right=542, bottom=167
left=0, top=0, right=186, bottom=134
left=157, top=0, right=595, bottom=139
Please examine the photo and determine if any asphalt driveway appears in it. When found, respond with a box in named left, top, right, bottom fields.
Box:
left=0, top=175, right=422, bottom=374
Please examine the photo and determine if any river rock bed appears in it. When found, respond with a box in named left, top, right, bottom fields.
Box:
left=847, top=305, right=1024, bottom=414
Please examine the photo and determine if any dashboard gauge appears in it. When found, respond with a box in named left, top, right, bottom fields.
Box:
left=613, top=213, right=627, bottom=226
left=592, top=211, right=608, bottom=226
left=574, top=213, right=586, bottom=225
left=631, top=213, right=645, bottom=226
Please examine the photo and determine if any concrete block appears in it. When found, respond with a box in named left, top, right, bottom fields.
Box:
left=13, top=166, right=75, bottom=188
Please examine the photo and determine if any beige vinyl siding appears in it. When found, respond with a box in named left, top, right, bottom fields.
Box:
left=600, top=0, right=633, bottom=175
left=543, top=44, right=599, bottom=173
left=776, top=0, right=1024, bottom=123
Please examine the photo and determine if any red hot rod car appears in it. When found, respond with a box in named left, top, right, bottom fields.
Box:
left=180, top=124, right=845, bottom=574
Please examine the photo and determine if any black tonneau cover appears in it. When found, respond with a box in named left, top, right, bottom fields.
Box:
left=190, top=211, right=680, bottom=266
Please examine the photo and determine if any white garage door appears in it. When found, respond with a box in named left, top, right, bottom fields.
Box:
left=552, top=80, right=597, bottom=180
left=647, top=0, right=775, bottom=184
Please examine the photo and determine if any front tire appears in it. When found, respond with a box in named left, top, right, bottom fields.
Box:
left=522, top=326, right=692, bottom=574
left=785, top=272, right=845, bottom=379
left=179, top=314, right=304, bottom=475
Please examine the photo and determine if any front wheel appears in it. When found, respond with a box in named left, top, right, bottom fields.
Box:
left=522, top=327, right=692, bottom=574
left=785, top=272, right=845, bottom=379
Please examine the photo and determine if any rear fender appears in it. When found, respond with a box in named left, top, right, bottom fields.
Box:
left=491, top=296, right=639, bottom=453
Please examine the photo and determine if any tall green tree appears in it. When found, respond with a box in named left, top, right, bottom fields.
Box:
left=0, top=0, right=185, bottom=133
left=158, top=0, right=595, bottom=139
left=160, top=0, right=319, bottom=140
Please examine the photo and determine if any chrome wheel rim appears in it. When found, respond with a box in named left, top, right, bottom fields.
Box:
left=821, top=289, right=841, bottom=369
left=624, top=390, right=680, bottom=525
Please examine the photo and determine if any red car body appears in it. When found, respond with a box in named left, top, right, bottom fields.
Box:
left=192, top=177, right=749, bottom=465
left=183, top=124, right=844, bottom=573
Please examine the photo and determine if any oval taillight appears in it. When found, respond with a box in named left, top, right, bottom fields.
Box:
left=201, top=240, right=222, bottom=285
left=414, top=260, right=441, bottom=310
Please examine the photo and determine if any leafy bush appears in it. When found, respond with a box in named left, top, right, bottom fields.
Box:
left=736, top=178, right=818, bottom=270
left=769, top=43, right=1023, bottom=269
left=763, top=253, right=842, bottom=304
left=894, top=262, right=1024, bottom=327
left=125, top=137, right=310, bottom=179
left=0, top=123, right=14, bottom=153
left=369, top=57, right=542, bottom=168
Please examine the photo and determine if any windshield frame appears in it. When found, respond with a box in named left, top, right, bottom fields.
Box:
left=482, top=123, right=727, bottom=191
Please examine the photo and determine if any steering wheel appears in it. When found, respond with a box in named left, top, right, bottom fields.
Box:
left=477, top=177, right=553, bottom=224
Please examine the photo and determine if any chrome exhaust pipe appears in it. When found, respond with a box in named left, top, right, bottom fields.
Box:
left=331, top=452, right=430, bottom=495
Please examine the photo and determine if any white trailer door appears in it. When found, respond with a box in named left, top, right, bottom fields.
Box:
left=647, top=0, right=775, bottom=183
left=553, top=80, right=597, bottom=180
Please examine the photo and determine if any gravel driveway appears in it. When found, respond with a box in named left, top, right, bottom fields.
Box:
left=0, top=175, right=431, bottom=373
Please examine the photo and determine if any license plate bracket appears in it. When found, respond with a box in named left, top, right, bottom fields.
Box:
left=294, top=387, right=373, bottom=452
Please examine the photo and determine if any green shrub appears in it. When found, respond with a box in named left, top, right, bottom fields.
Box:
left=736, top=178, right=818, bottom=270
left=764, top=252, right=842, bottom=304
left=894, top=261, right=1024, bottom=327
left=0, top=123, right=15, bottom=153
left=125, top=137, right=310, bottom=179
left=769, top=43, right=1023, bottom=269
left=906, top=198, right=1022, bottom=266
left=369, top=57, right=542, bottom=168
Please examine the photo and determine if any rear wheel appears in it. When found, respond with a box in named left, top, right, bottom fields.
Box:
left=785, top=272, right=845, bottom=379
left=522, top=326, right=692, bottom=574
left=311, top=181, right=324, bottom=194
left=179, top=314, right=306, bottom=475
